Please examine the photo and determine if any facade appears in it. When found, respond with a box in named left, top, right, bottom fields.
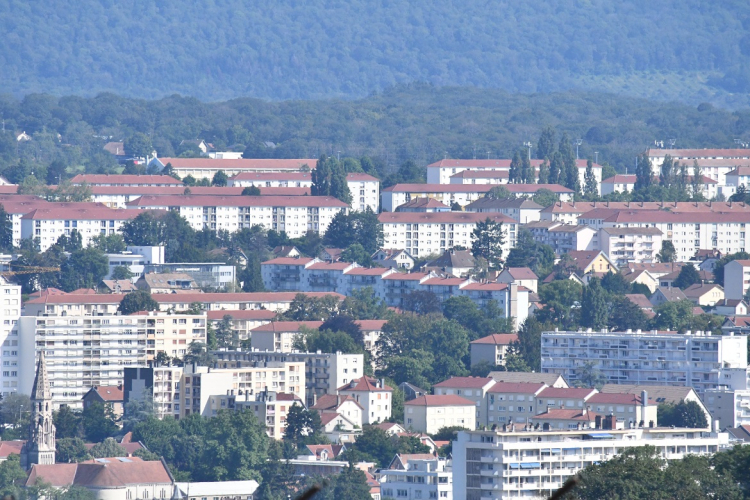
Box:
left=136, top=273, right=198, bottom=293
left=496, top=268, right=537, bottom=293
left=150, top=157, right=318, bottom=179
left=124, top=366, right=184, bottom=419
left=126, top=195, right=348, bottom=237
left=541, top=329, right=748, bottom=394
left=106, top=246, right=165, bottom=282
left=179, top=363, right=305, bottom=418
left=404, top=395, right=477, bottom=434
left=18, top=311, right=206, bottom=408
left=598, top=227, right=663, bottom=266
left=645, top=148, right=750, bottom=185
left=378, top=455, right=453, bottom=500
left=70, top=174, right=184, bottom=187
left=146, top=262, right=237, bottom=290
left=469, top=334, right=520, bottom=368
left=337, top=376, right=393, bottom=424
left=0, top=277, right=21, bottom=397
left=724, top=260, right=750, bottom=301
left=600, top=174, right=718, bottom=199
left=524, top=222, right=596, bottom=255
left=231, top=390, right=304, bottom=439
left=82, top=385, right=125, bottom=419
left=453, top=427, right=728, bottom=500
left=464, top=198, right=543, bottom=223
left=213, top=350, right=364, bottom=407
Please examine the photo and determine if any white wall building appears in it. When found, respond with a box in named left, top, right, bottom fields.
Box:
left=0, top=277, right=21, bottom=398
left=453, top=427, right=728, bottom=500
left=150, top=157, right=318, bottom=179
left=724, top=260, right=750, bottom=301
left=541, top=329, right=748, bottom=395
left=378, top=456, right=453, bottom=500
left=598, top=227, right=663, bottom=266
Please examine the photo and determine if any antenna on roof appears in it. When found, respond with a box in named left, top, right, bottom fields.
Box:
left=486, top=151, right=491, bottom=159
left=575, top=139, right=583, bottom=160
left=669, top=139, right=676, bottom=148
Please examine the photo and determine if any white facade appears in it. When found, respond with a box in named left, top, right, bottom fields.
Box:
left=598, top=227, right=663, bottom=266
left=0, top=277, right=21, bottom=398
left=724, top=260, right=750, bottom=301
left=541, top=329, right=748, bottom=395
left=379, top=457, right=453, bottom=500
left=404, top=396, right=477, bottom=434
left=126, top=195, right=348, bottom=237
left=106, top=246, right=165, bottom=281
left=453, top=427, right=728, bottom=500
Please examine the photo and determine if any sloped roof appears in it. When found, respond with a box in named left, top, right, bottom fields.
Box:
left=600, top=384, right=697, bottom=404
left=404, top=395, right=474, bottom=407
left=487, top=372, right=564, bottom=386
left=310, top=394, right=363, bottom=411
left=502, top=267, right=538, bottom=280
left=537, top=387, right=597, bottom=399
left=470, top=334, right=519, bottom=345
left=251, top=321, right=324, bottom=333
left=683, top=283, right=723, bottom=299
left=338, top=376, right=392, bottom=392
left=588, top=393, right=656, bottom=405
left=532, top=409, right=599, bottom=422
left=433, top=377, right=494, bottom=389
left=486, top=382, right=546, bottom=394
left=653, top=287, right=688, bottom=302
left=86, top=385, right=124, bottom=402
left=0, top=440, right=24, bottom=459
left=27, top=460, right=172, bottom=488
left=396, top=198, right=450, bottom=210
left=625, top=294, right=653, bottom=309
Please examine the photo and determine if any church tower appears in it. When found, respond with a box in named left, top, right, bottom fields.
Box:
left=22, top=352, right=56, bottom=468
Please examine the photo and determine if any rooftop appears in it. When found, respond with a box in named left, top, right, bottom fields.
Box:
left=404, top=395, right=475, bottom=407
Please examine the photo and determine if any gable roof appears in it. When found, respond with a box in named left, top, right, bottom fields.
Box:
left=338, top=376, right=392, bottom=392
left=653, top=287, right=688, bottom=302
left=587, top=393, right=656, bottom=405
left=624, top=294, right=653, bottom=309
left=26, top=460, right=172, bottom=488
left=683, top=283, right=723, bottom=299
left=501, top=267, right=538, bottom=280
left=486, top=382, right=547, bottom=394
left=487, top=372, right=566, bottom=386
left=85, top=385, right=124, bottom=402
left=566, top=251, right=614, bottom=273
left=532, top=408, right=599, bottom=422
left=404, top=395, right=475, bottom=407
left=310, top=394, right=363, bottom=411
left=470, top=334, right=519, bottom=345
left=599, top=384, right=697, bottom=404
left=433, top=377, right=494, bottom=389
left=537, top=387, right=597, bottom=399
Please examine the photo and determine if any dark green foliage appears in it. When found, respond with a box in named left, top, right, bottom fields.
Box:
left=340, top=243, right=373, bottom=267
left=59, top=246, right=108, bottom=291
left=513, top=316, right=551, bottom=372
left=339, top=287, right=392, bottom=320
left=56, top=437, right=91, bottom=463
left=54, top=405, right=81, bottom=438
left=607, top=296, right=649, bottom=332
left=324, top=209, right=382, bottom=254
left=320, top=314, right=362, bottom=343
left=211, top=170, right=228, bottom=187
left=504, top=229, right=554, bottom=277
left=81, top=402, right=119, bottom=443
left=89, top=437, right=127, bottom=458
left=712, top=445, right=750, bottom=497
left=312, top=156, right=352, bottom=205
left=583, top=158, right=598, bottom=199
left=580, top=278, right=608, bottom=329
left=535, top=127, right=556, bottom=160
left=91, top=233, right=127, bottom=253
left=124, top=133, right=153, bottom=158
left=402, top=290, right=442, bottom=315
left=634, top=153, right=653, bottom=192
left=242, top=186, right=261, bottom=196
left=215, top=314, right=239, bottom=350
left=111, top=266, right=134, bottom=281
left=672, top=263, right=700, bottom=289
left=599, top=271, right=630, bottom=295
left=471, top=218, right=505, bottom=270
left=536, top=280, right=582, bottom=329
left=442, top=296, right=514, bottom=340
left=240, top=256, right=265, bottom=292
left=656, top=240, right=677, bottom=263
left=283, top=405, right=327, bottom=449
left=0, top=454, right=29, bottom=497
left=657, top=401, right=708, bottom=428
left=281, top=294, right=340, bottom=321
left=118, top=290, right=159, bottom=315
left=0, top=205, right=12, bottom=251
left=342, top=426, right=429, bottom=468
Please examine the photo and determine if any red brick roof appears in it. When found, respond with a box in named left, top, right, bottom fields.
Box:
left=338, top=376, right=393, bottom=392
left=127, top=194, right=347, bottom=208
left=404, top=395, right=475, bottom=406
left=22, top=206, right=146, bottom=220
left=90, top=386, right=124, bottom=402
left=427, top=159, right=600, bottom=169
left=450, top=170, right=510, bottom=179
left=379, top=212, right=515, bottom=224
left=625, top=294, right=653, bottom=309
left=543, top=201, right=750, bottom=214
left=381, top=272, right=429, bottom=281
left=311, top=394, right=363, bottom=411
left=346, top=173, right=379, bottom=181
left=345, top=267, right=392, bottom=275
left=231, top=172, right=312, bottom=181
left=433, top=377, right=493, bottom=389
left=156, top=158, right=317, bottom=170
left=0, top=440, right=24, bottom=459
left=460, top=282, right=512, bottom=291
left=647, top=148, right=750, bottom=159
left=470, top=334, right=519, bottom=345
left=396, top=198, right=450, bottom=209
left=25, top=290, right=345, bottom=305
left=26, top=460, right=172, bottom=488
left=355, top=320, right=388, bottom=330
left=307, top=261, right=352, bottom=270
left=88, top=185, right=310, bottom=196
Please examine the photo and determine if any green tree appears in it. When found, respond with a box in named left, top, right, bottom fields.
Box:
left=124, top=132, right=153, bottom=158
left=558, top=133, right=579, bottom=193
left=536, top=280, right=582, bottom=329
left=402, top=290, right=442, bottom=315
left=183, top=340, right=215, bottom=366
left=659, top=154, right=674, bottom=186
left=211, top=170, right=228, bottom=186
left=330, top=464, right=373, bottom=500
left=281, top=293, right=340, bottom=321
left=118, top=290, right=159, bottom=314
left=122, top=392, right=155, bottom=432
left=600, top=271, right=630, bottom=295
left=54, top=405, right=81, bottom=438
left=340, top=242, right=373, bottom=267
left=81, top=402, right=118, bottom=442
left=0, top=393, right=31, bottom=429
left=690, top=160, right=704, bottom=199
left=90, top=233, right=127, bottom=253
left=504, top=228, right=554, bottom=276
left=651, top=299, right=695, bottom=332
left=58, top=246, right=109, bottom=291
left=536, top=127, right=556, bottom=160
left=0, top=204, right=13, bottom=251
left=284, top=405, right=325, bottom=448
left=580, top=278, right=608, bottom=329
left=656, top=240, right=677, bottom=263
left=508, top=150, right=522, bottom=183
left=672, top=263, right=700, bottom=289
left=340, top=287, right=391, bottom=320
left=89, top=437, right=127, bottom=458
left=607, top=296, right=649, bottom=331
left=514, top=316, right=551, bottom=372
left=0, top=454, right=28, bottom=495
left=531, top=187, right=558, bottom=207
left=657, top=401, right=708, bottom=428
left=583, top=158, right=598, bottom=199
left=471, top=218, right=505, bottom=270
left=56, top=437, right=91, bottom=463
left=537, top=159, right=550, bottom=184
left=634, top=153, right=653, bottom=191
left=575, top=361, right=607, bottom=389
left=713, top=252, right=750, bottom=286
left=324, top=209, right=383, bottom=254
left=240, top=256, right=265, bottom=292
left=215, top=314, right=239, bottom=350
left=111, top=266, right=134, bottom=281
left=242, top=185, right=261, bottom=196
left=485, top=185, right=512, bottom=200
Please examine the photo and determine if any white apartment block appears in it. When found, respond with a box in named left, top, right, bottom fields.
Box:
left=382, top=184, right=573, bottom=212
left=180, top=362, right=305, bottom=418
left=20, top=205, right=145, bottom=252
left=231, top=390, right=304, bottom=439
left=453, top=427, right=728, bottom=500
left=404, top=395, right=477, bottom=434
left=0, top=197, right=102, bottom=247
left=150, top=157, right=319, bottom=179
left=541, top=329, right=748, bottom=395
left=338, top=376, right=393, bottom=424
left=524, top=221, right=596, bottom=255
left=213, top=349, right=363, bottom=407
left=600, top=174, right=718, bottom=199
left=464, top=198, right=543, bottom=224
left=723, top=260, right=750, bottom=301
left=0, top=277, right=21, bottom=397
left=126, top=195, right=348, bottom=237
left=726, top=166, right=750, bottom=188
left=17, top=311, right=206, bottom=409
left=379, top=212, right=517, bottom=257
left=646, top=148, right=750, bottom=186
left=378, top=456, right=453, bottom=500
left=229, top=172, right=380, bottom=212
left=425, top=159, right=602, bottom=192
left=124, top=366, right=184, bottom=419
left=598, top=227, right=663, bottom=266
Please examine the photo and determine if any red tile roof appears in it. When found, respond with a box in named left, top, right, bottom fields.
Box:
left=26, top=460, right=172, bottom=488
left=396, top=198, right=451, bottom=209
left=625, top=294, right=654, bottom=309
left=433, top=377, right=494, bottom=389
left=470, top=334, right=519, bottom=345
left=205, top=310, right=277, bottom=321
left=404, top=395, right=475, bottom=406
left=0, top=440, right=24, bottom=459
left=538, top=387, right=597, bottom=399
left=543, top=200, right=750, bottom=214
left=355, top=320, right=388, bottom=330
left=251, top=321, right=324, bottom=333
left=503, top=267, right=538, bottom=280
left=90, top=386, right=124, bottom=402
left=384, top=183, right=573, bottom=194
left=450, top=170, right=510, bottom=179
left=381, top=272, right=429, bottom=281
left=346, top=173, right=379, bottom=181
left=338, top=376, right=393, bottom=392
left=379, top=212, right=515, bottom=224
left=532, top=409, right=599, bottom=421
left=22, top=207, right=147, bottom=220
left=311, top=394, right=363, bottom=411
left=427, top=159, right=600, bottom=169
left=307, top=262, right=352, bottom=270
left=345, top=267, right=391, bottom=275
left=25, top=290, right=345, bottom=305
left=262, top=257, right=315, bottom=266
left=71, top=174, right=184, bottom=185
left=87, top=185, right=310, bottom=196
left=231, top=172, right=312, bottom=181
left=460, top=282, right=511, bottom=291
left=647, top=148, right=750, bottom=159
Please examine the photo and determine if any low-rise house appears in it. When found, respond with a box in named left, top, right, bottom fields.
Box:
left=318, top=412, right=361, bottom=444
left=620, top=268, right=659, bottom=293
left=273, top=245, right=301, bottom=258
left=371, top=249, right=415, bottom=269
left=337, top=376, right=393, bottom=424
left=624, top=293, right=654, bottom=312
left=395, top=198, right=451, bottom=212
left=398, top=383, right=427, bottom=401
left=683, top=283, right=724, bottom=306
left=469, top=334, right=519, bottom=368
left=486, top=372, right=568, bottom=388
left=433, top=377, right=497, bottom=425
left=136, top=273, right=199, bottom=293
left=722, top=316, right=750, bottom=335
left=82, top=386, right=125, bottom=419
left=711, top=299, right=748, bottom=316
left=600, top=384, right=712, bottom=427
left=497, top=267, right=538, bottom=293
left=566, top=250, right=618, bottom=276
left=649, top=286, right=688, bottom=307
left=311, top=394, right=364, bottom=428
left=99, top=279, right=137, bottom=294
left=404, top=395, right=476, bottom=434
left=319, top=247, right=343, bottom=262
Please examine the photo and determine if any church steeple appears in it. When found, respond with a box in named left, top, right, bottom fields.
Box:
left=22, top=352, right=56, bottom=468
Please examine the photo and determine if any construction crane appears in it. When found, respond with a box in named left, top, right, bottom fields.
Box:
left=1, top=264, right=60, bottom=276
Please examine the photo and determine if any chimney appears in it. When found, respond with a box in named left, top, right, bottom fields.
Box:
left=641, top=390, right=648, bottom=413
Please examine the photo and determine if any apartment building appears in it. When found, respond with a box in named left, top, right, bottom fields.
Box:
left=464, top=198, right=543, bottom=223
left=0, top=197, right=99, bottom=247
left=124, top=366, right=184, bottom=419
left=21, top=206, right=146, bottom=252
left=541, top=329, right=748, bottom=394
left=450, top=169, right=510, bottom=184
left=600, top=174, right=718, bottom=199
left=404, top=395, right=477, bottom=434
left=433, top=377, right=497, bottom=424
left=206, top=310, right=276, bottom=342
left=425, top=158, right=602, bottom=191
left=226, top=390, right=304, bottom=439
left=70, top=174, right=184, bottom=187
left=213, top=349, right=364, bottom=407
left=724, top=260, right=750, bottom=301
left=179, top=362, right=306, bottom=418
left=469, top=334, right=520, bottom=368
left=726, top=166, right=750, bottom=188
left=378, top=455, right=453, bottom=500
left=87, top=185, right=310, bottom=208
left=229, top=172, right=380, bottom=212
left=106, top=246, right=165, bottom=281
left=646, top=148, right=750, bottom=185
left=598, top=227, right=663, bottom=266
left=17, top=311, right=206, bottom=408
left=382, top=184, right=573, bottom=212
left=126, top=195, right=348, bottom=237
left=524, top=221, right=596, bottom=255
left=453, top=427, right=728, bottom=500
left=379, top=212, right=517, bottom=257
left=0, top=277, right=21, bottom=397
left=150, top=157, right=318, bottom=179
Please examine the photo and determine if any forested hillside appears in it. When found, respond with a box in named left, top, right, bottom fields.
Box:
left=1, top=86, right=749, bottom=181
left=1, top=0, right=749, bottom=105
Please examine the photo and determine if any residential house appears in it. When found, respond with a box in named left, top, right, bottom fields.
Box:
left=337, top=376, right=393, bottom=424
left=310, top=394, right=364, bottom=428
left=469, top=334, right=520, bottom=368
left=371, top=249, right=415, bottom=270
left=483, top=382, right=548, bottom=427
left=82, top=386, right=125, bottom=419
left=683, top=283, right=724, bottom=306
left=395, top=198, right=451, bottom=212
left=404, top=395, right=476, bottom=434
left=136, top=273, right=198, bottom=293
left=649, top=286, right=688, bottom=307
left=566, top=250, right=618, bottom=276
left=600, top=384, right=712, bottom=427
left=399, top=383, right=427, bottom=402
left=624, top=294, right=655, bottom=314
left=586, top=392, right=659, bottom=427
left=497, top=267, right=538, bottom=293
left=423, top=250, right=476, bottom=277
left=433, top=377, right=497, bottom=426
left=621, top=269, right=659, bottom=293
